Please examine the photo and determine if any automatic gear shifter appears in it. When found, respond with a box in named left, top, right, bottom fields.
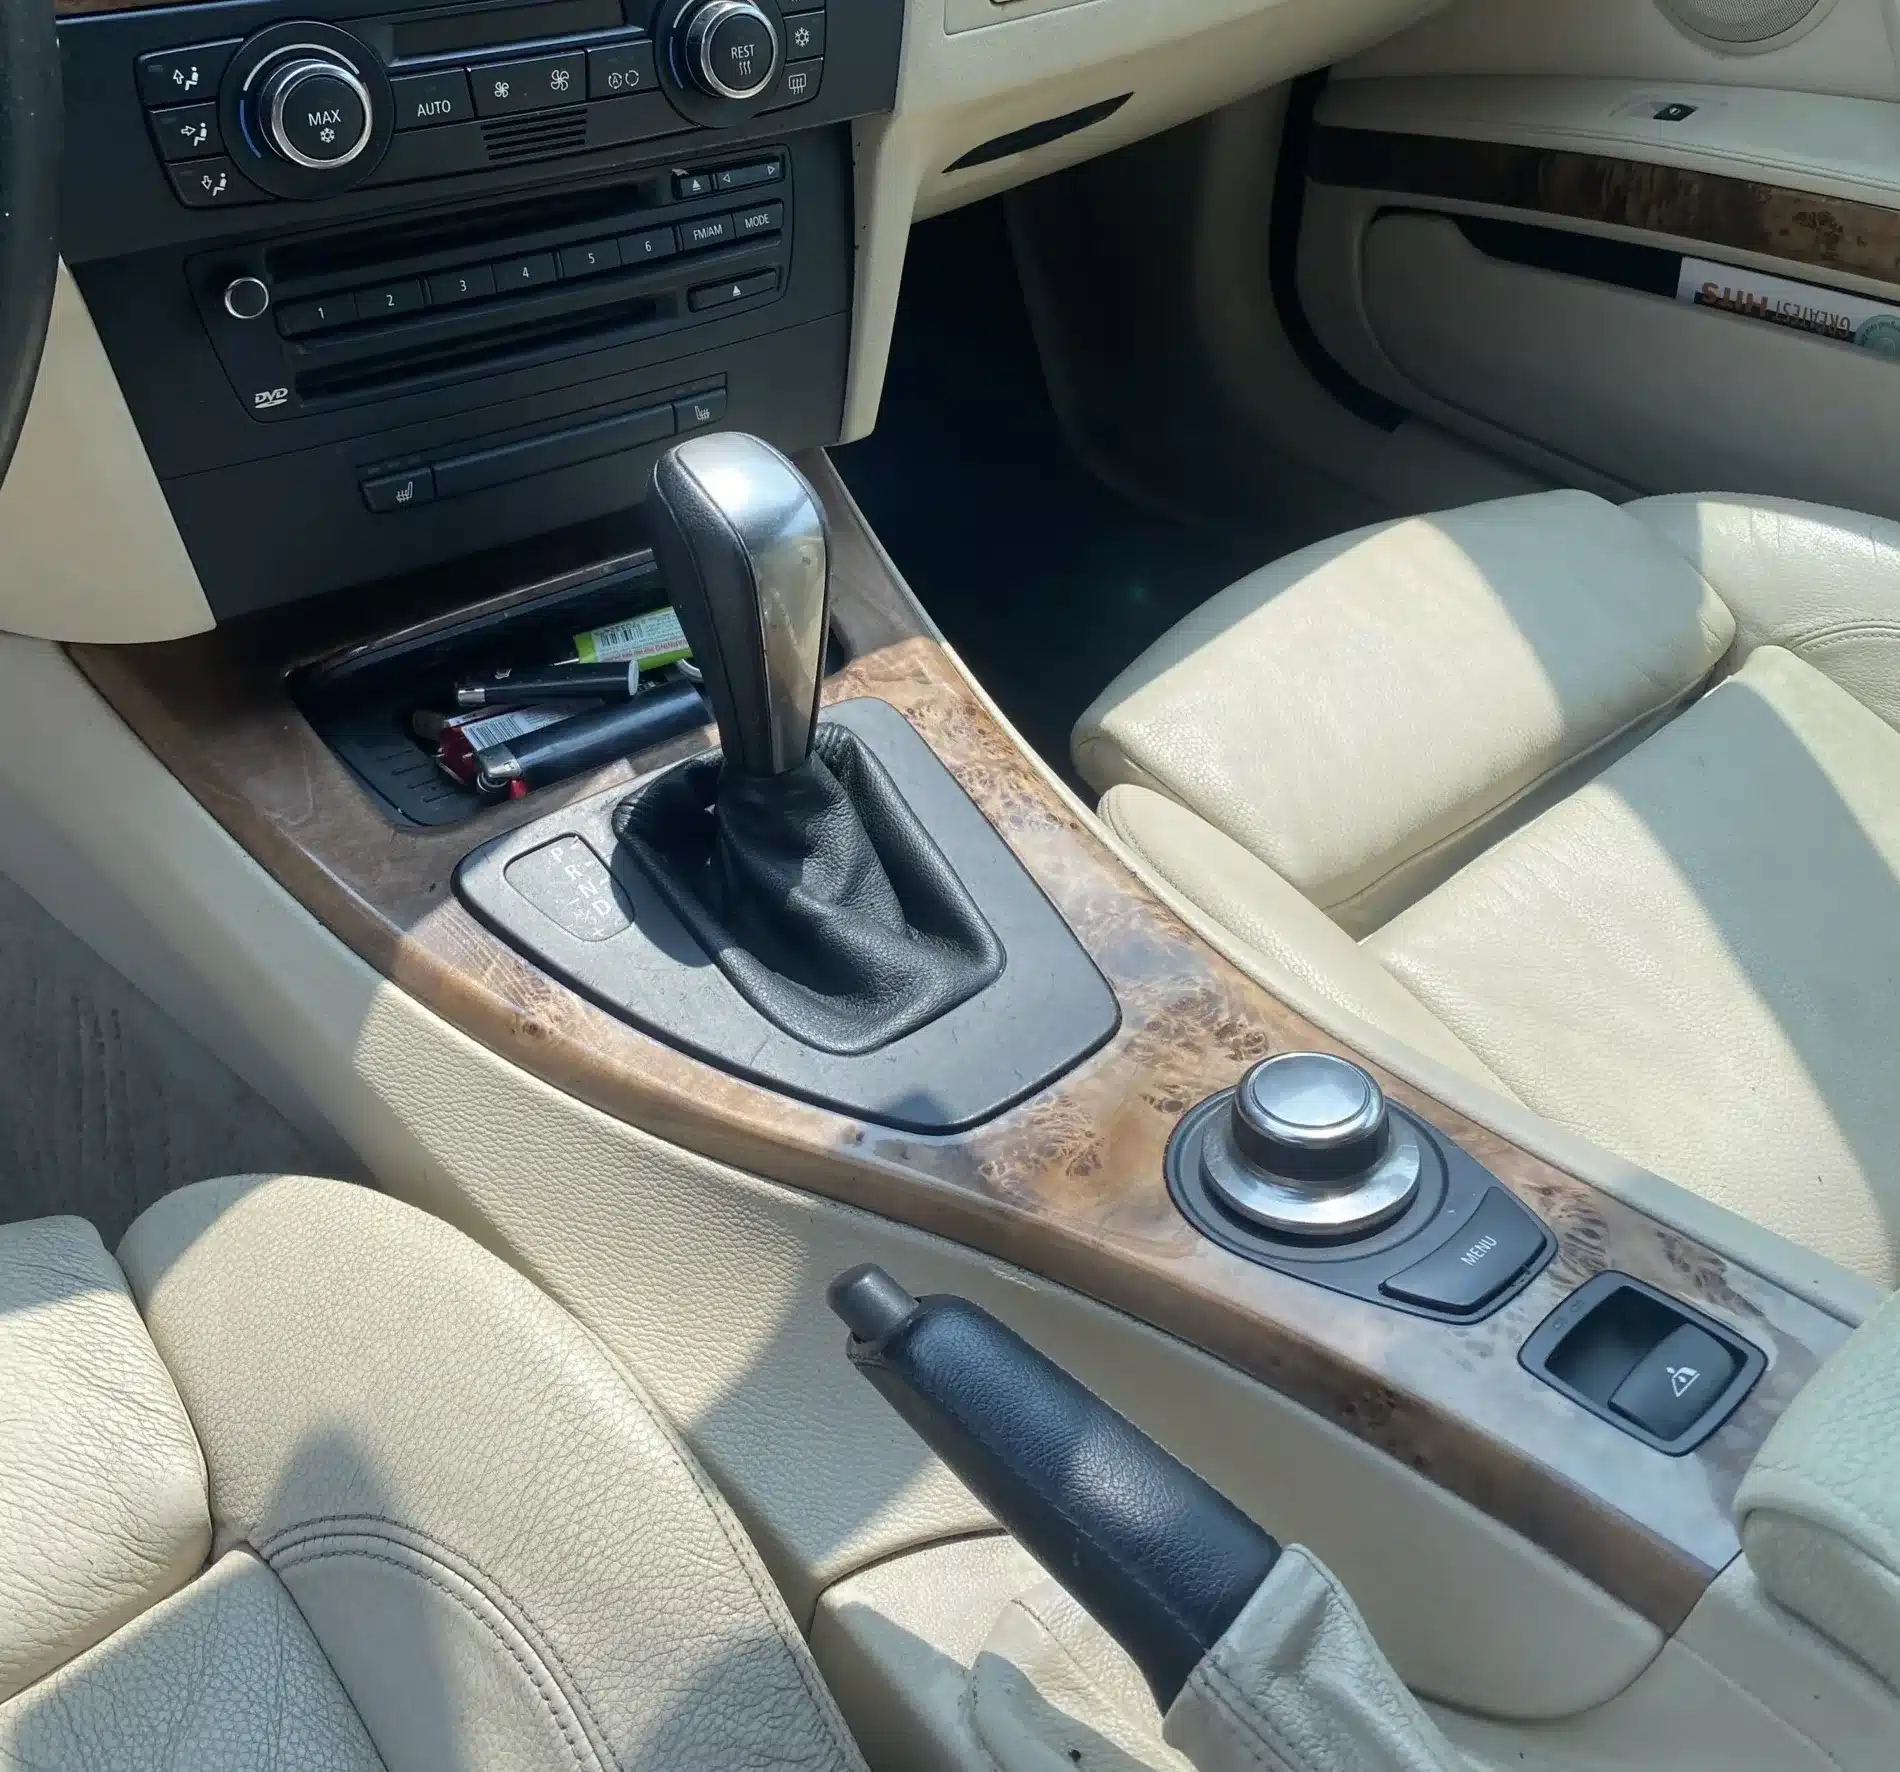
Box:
left=615, top=434, right=1005, bottom=1056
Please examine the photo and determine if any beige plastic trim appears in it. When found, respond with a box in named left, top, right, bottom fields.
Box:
left=840, top=0, right=1446, bottom=439
left=1351, top=212, right=1900, bottom=520
left=0, top=631, right=1664, bottom=1722
left=1342, top=0, right=1900, bottom=104
left=1434, top=1559, right=1900, bottom=1771
left=0, top=266, right=214, bottom=644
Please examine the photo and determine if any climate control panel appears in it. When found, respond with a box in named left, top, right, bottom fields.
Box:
left=131, top=3, right=830, bottom=211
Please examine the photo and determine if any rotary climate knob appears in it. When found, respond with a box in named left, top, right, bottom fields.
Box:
left=257, top=53, right=374, bottom=169
left=678, top=0, right=781, bottom=100
left=1201, top=1052, right=1423, bottom=1240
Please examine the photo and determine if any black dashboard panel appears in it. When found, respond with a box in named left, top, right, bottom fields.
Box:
left=56, top=0, right=901, bottom=616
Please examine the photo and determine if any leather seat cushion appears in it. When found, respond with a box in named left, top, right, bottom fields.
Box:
left=0, top=1216, right=207, bottom=1702
left=1630, top=494, right=1900, bottom=733
left=1368, top=647, right=1900, bottom=1288
left=1073, top=490, right=1735, bottom=935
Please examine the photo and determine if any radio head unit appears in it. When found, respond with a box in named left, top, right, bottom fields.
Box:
left=55, top=0, right=900, bottom=616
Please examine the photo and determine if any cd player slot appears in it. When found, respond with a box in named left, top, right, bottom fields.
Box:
left=297, top=292, right=676, bottom=403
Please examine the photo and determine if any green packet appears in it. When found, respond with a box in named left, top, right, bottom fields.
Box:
left=569, top=606, right=691, bottom=671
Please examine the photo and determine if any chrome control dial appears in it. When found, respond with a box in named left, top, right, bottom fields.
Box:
left=1200, top=1053, right=1422, bottom=1239
left=257, top=53, right=374, bottom=168
left=678, top=0, right=781, bottom=100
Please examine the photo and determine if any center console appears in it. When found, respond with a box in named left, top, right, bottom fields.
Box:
left=56, top=0, right=901, bottom=614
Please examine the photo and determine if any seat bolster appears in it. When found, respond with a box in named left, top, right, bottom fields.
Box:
left=0, top=1550, right=384, bottom=1771
left=1098, top=786, right=1511, bottom=1094
left=0, top=1215, right=208, bottom=1702
left=1629, top=493, right=1900, bottom=731
left=1074, top=491, right=1733, bottom=934
left=117, top=1175, right=866, bottom=1772
left=1736, top=1287, right=1900, bottom=1693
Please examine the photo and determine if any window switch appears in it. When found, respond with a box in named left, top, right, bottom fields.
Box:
left=1609, top=1323, right=1739, bottom=1442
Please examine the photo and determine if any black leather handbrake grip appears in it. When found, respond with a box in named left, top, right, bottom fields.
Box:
left=827, top=1265, right=1282, bottom=1710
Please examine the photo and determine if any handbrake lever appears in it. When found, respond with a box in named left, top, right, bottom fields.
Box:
left=827, top=1263, right=1282, bottom=1711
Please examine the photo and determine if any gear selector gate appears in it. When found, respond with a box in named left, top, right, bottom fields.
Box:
left=456, top=434, right=1118, bottom=1129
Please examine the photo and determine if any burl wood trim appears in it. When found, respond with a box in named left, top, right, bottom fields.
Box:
left=70, top=453, right=1849, bottom=1632
left=1311, top=125, right=1900, bottom=288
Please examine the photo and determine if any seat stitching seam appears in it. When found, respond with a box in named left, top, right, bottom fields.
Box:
left=1319, top=673, right=1713, bottom=924
left=266, top=1533, right=607, bottom=1772
left=1193, top=1658, right=1294, bottom=1769
left=559, top=1316, right=866, bottom=1766
left=259, top=1508, right=609, bottom=1753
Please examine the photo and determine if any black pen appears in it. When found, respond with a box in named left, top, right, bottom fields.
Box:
left=455, top=662, right=642, bottom=709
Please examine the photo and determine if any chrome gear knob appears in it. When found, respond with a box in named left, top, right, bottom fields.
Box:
left=647, top=432, right=830, bottom=777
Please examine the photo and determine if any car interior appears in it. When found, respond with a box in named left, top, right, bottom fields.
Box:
left=6, top=0, right=1900, bottom=1766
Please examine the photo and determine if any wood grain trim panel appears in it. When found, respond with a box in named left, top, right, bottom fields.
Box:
left=1310, top=125, right=1900, bottom=289
left=70, top=453, right=1850, bottom=1632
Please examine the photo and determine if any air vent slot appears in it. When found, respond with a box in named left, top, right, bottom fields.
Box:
left=482, top=108, right=590, bottom=165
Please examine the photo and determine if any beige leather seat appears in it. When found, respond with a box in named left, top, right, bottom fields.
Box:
left=1074, top=491, right=1900, bottom=1292
left=0, top=1174, right=866, bottom=1771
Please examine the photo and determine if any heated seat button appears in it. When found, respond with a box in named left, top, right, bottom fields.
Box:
left=391, top=69, right=474, bottom=129
left=362, top=467, right=435, bottom=512
left=1380, top=1187, right=1547, bottom=1315
left=1609, top=1323, right=1739, bottom=1443
left=137, top=41, right=239, bottom=109
left=149, top=101, right=221, bottom=162
left=675, top=388, right=726, bottom=430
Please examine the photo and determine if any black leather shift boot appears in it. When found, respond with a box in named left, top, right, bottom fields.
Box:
left=613, top=724, right=1005, bottom=1055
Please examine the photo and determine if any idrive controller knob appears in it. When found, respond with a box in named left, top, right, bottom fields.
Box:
left=1201, top=1053, right=1422, bottom=1240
